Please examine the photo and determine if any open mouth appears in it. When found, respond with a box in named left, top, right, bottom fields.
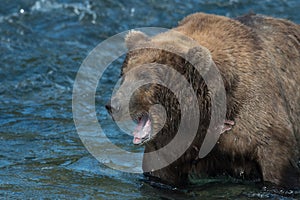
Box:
left=132, top=114, right=152, bottom=145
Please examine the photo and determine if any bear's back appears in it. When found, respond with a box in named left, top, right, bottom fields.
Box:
left=237, top=14, right=300, bottom=145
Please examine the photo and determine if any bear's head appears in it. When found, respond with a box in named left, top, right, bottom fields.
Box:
left=106, top=30, right=216, bottom=149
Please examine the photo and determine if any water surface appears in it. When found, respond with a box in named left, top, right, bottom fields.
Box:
left=0, top=0, right=299, bottom=199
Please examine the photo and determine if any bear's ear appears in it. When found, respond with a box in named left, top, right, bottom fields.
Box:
left=125, top=30, right=149, bottom=49
left=185, top=46, right=212, bottom=75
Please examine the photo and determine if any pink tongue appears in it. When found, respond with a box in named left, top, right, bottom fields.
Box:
left=133, top=117, right=151, bottom=144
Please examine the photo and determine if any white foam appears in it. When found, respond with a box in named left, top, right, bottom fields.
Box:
left=31, top=0, right=97, bottom=23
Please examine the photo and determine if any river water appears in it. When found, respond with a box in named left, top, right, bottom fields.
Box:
left=0, top=0, right=299, bottom=199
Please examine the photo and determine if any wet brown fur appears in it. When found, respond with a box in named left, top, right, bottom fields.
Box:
left=112, top=13, right=300, bottom=189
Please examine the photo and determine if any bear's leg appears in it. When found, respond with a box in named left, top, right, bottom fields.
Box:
left=143, top=162, right=189, bottom=187
left=257, top=137, right=300, bottom=189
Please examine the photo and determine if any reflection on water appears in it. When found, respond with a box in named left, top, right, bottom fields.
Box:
left=0, top=0, right=299, bottom=199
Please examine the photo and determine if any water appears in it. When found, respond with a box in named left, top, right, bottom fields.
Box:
left=0, top=0, right=299, bottom=199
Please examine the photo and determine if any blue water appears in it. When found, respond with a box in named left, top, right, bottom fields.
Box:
left=0, top=0, right=299, bottom=199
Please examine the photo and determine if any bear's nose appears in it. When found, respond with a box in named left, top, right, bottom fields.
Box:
left=105, top=99, right=120, bottom=114
left=105, top=103, right=113, bottom=114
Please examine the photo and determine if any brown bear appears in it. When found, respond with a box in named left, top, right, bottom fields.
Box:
left=106, top=13, right=300, bottom=189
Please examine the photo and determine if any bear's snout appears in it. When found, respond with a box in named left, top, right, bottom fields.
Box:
left=105, top=98, right=120, bottom=116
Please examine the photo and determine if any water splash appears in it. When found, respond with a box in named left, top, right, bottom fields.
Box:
left=31, top=0, right=97, bottom=23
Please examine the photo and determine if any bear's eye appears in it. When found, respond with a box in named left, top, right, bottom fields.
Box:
left=138, top=72, right=152, bottom=81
